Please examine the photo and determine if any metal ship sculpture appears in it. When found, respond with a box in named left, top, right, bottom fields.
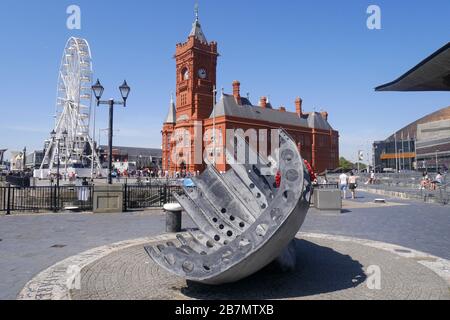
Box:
left=145, top=130, right=311, bottom=285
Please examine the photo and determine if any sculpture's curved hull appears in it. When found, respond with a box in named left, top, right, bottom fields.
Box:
left=145, top=130, right=311, bottom=285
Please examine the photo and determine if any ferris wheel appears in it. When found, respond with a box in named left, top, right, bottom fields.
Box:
left=40, top=37, right=101, bottom=175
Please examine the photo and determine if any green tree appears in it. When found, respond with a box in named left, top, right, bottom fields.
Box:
left=339, top=157, right=353, bottom=171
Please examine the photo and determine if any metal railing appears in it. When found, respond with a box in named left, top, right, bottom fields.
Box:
left=420, top=182, right=450, bottom=205
left=1, top=184, right=184, bottom=214
left=0, top=185, right=94, bottom=214
left=123, top=184, right=183, bottom=210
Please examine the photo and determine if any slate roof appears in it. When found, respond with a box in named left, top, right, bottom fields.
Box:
left=189, top=19, right=207, bottom=43
left=209, top=94, right=333, bottom=131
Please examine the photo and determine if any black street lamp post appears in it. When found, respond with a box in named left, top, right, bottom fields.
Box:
left=50, top=129, right=68, bottom=189
left=435, top=149, right=440, bottom=172
left=22, top=147, right=27, bottom=172
left=50, top=129, right=67, bottom=212
left=92, top=79, right=130, bottom=185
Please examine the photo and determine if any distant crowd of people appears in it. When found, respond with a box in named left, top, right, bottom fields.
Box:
left=112, top=169, right=203, bottom=182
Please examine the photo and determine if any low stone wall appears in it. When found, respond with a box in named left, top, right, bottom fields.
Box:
left=359, top=187, right=448, bottom=205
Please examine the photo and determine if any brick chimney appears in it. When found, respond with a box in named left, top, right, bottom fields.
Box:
left=320, top=111, right=329, bottom=121
left=260, top=96, right=268, bottom=108
left=279, top=106, right=286, bottom=112
left=232, top=80, right=241, bottom=105
left=295, top=97, right=303, bottom=116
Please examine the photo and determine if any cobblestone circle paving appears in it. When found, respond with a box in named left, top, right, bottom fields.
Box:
left=70, top=235, right=450, bottom=300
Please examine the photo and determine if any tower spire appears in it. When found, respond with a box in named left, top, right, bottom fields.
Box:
left=165, top=94, right=176, bottom=124
left=189, top=2, right=207, bottom=43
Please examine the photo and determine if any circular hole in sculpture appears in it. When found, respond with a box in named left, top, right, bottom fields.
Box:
left=286, top=169, right=299, bottom=182
left=206, top=240, right=214, bottom=248
left=227, top=231, right=233, bottom=237
left=281, top=149, right=295, bottom=161
left=182, top=261, right=194, bottom=273
left=203, top=265, right=211, bottom=271
left=212, top=217, right=218, bottom=223
left=214, top=235, right=221, bottom=242
left=219, top=224, right=224, bottom=230
left=239, top=222, right=245, bottom=228
left=229, top=216, right=235, bottom=221
left=221, top=208, right=227, bottom=214
left=261, top=203, right=267, bottom=209
left=249, top=183, right=255, bottom=189
left=256, top=193, right=261, bottom=198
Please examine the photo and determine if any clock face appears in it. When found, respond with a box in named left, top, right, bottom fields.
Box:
left=198, top=68, right=207, bottom=79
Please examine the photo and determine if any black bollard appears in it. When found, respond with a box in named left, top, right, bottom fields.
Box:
left=166, top=210, right=182, bottom=233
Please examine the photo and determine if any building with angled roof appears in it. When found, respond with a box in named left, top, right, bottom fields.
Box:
left=162, top=9, right=339, bottom=175
left=373, top=105, right=450, bottom=172
left=374, top=43, right=450, bottom=173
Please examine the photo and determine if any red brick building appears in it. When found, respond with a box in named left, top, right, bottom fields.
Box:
left=162, top=13, right=339, bottom=175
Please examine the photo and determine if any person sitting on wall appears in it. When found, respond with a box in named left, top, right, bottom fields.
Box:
left=431, top=172, right=444, bottom=190
left=420, top=171, right=431, bottom=190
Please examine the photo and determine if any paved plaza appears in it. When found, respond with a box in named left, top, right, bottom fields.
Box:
left=66, top=234, right=449, bottom=300
left=1, top=191, right=450, bottom=300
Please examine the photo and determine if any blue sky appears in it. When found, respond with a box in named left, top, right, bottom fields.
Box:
left=0, top=0, right=449, bottom=163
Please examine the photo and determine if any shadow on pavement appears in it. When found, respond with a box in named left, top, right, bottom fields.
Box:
left=182, top=239, right=367, bottom=300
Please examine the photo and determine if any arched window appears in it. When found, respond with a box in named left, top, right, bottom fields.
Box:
left=181, top=67, right=189, bottom=81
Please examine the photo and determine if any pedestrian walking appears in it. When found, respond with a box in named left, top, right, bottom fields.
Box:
left=348, top=172, right=358, bottom=199
left=339, top=172, right=348, bottom=199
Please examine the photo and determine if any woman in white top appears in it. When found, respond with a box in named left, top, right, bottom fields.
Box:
left=339, top=173, right=348, bottom=199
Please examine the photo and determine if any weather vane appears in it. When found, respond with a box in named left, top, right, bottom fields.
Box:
left=194, top=2, right=199, bottom=21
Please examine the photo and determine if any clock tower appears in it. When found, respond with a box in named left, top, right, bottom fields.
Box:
left=162, top=7, right=219, bottom=174
left=174, top=9, right=218, bottom=122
